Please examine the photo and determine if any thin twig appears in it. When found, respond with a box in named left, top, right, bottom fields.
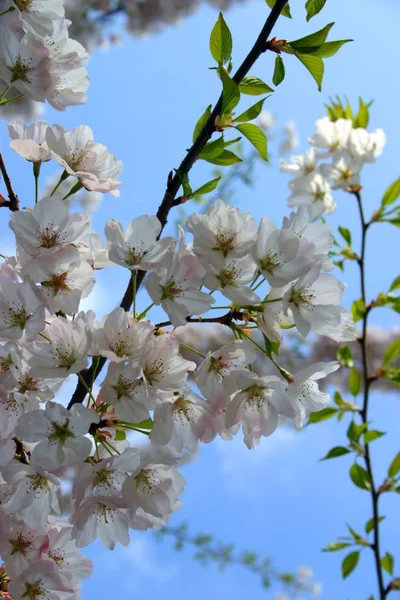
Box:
left=353, top=189, right=386, bottom=599
left=67, top=0, right=289, bottom=409
left=0, top=152, right=19, bottom=211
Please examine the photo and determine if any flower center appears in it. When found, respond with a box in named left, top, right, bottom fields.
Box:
left=290, top=284, right=315, bottom=307
left=173, top=396, right=194, bottom=422
left=49, top=419, right=74, bottom=443
left=53, top=344, right=76, bottom=369
left=8, top=56, right=34, bottom=84
left=217, top=263, right=240, bottom=287
left=161, top=279, right=183, bottom=300
left=214, top=228, right=236, bottom=256
left=5, top=305, right=29, bottom=330
left=10, top=533, right=32, bottom=556
left=21, top=580, right=45, bottom=600
left=42, top=271, right=70, bottom=296
left=113, top=375, right=141, bottom=399
left=125, top=245, right=145, bottom=267
left=28, top=473, right=49, bottom=494
left=0, top=354, right=12, bottom=374
left=39, top=227, right=61, bottom=249
left=259, top=250, right=282, bottom=272
left=15, top=0, right=33, bottom=10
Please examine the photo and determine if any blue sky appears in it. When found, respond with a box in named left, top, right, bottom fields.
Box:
left=1, top=0, right=400, bottom=597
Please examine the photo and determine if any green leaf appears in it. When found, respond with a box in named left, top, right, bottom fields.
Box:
left=364, top=430, right=386, bottom=444
left=321, top=446, right=351, bottom=460
left=323, top=541, right=351, bottom=552
left=235, top=98, right=267, bottom=123
left=351, top=298, right=366, bottom=323
left=114, top=428, right=126, bottom=441
left=305, top=0, right=327, bottom=21
left=176, top=171, right=192, bottom=197
left=365, top=516, right=385, bottom=534
left=383, top=339, right=400, bottom=365
left=239, top=76, right=274, bottom=95
left=220, top=69, right=240, bottom=113
left=210, top=13, right=232, bottom=65
left=342, top=551, right=360, bottom=578
left=234, top=123, right=268, bottom=161
left=133, top=418, right=153, bottom=430
left=350, top=463, right=372, bottom=490
left=347, top=421, right=367, bottom=443
left=347, top=524, right=368, bottom=545
left=272, top=55, right=285, bottom=86
left=204, top=149, right=242, bottom=166
left=309, top=40, right=352, bottom=58
left=308, top=406, right=337, bottom=423
left=192, top=176, right=222, bottom=197
left=338, top=226, right=352, bottom=245
left=381, top=177, right=400, bottom=208
left=198, top=136, right=225, bottom=160
left=353, top=98, right=371, bottom=129
left=334, top=390, right=344, bottom=406
left=193, top=105, right=212, bottom=142
left=388, top=452, right=400, bottom=478
left=294, top=52, right=324, bottom=91
left=349, top=368, right=361, bottom=396
left=290, top=23, right=334, bottom=52
left=337, top=344, right=354, bottom=368
left=381, top=553, right=394, bottom=576
left=265, top=0, right=292, bottom=18
left=389, top=275, right=400, bottom=292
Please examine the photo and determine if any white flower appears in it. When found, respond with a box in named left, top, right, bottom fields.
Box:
left=28, top=315, right=90, bottom=378
left=186, top=200, right=257, bottom=262
left=78, top=230, right=112, bottom=269
left=279, top=121, right=300, bottom=155
left=100, top=362, right=153, bottom=423
left=46, top=64, right=89, bottom=111
left=146, top=253, right=214, bottom=327
left=320, top=150, right=363, bottom=189
left=46, top=125, right=122, bottom=195
left=252, top=217, right=315, bottom=287
left=0, top=437, right=15, bottom=467
left=10, top=196, right=89, bottom=257
left=150, top=389, right=213, bottom=452
left=0, top=386, right=39, bottom=439
left=203, top=256, right=260, bottom=306
left=141, top=335, right=195, bottom=391
left=280, top=147, right=318, bottom=177
left=196, top=340, right=258, bottom=403
left=8, top=559, right=73, bottom=600
left=72, top=447, right=140, bottom=505
left=105, top=215, right=175, bottom=271
left=258, top=110, right=275, bottom=130
left=122, top=452, right=185, bottom=519
left=22, top=247, right=94, bottom=315
left=0, top=28, right=51, bottom=101
left=8, top=121, right=61, bottom=163
left=226, top=372, right=293, bottom=449
left=45, top=523, right=93, bottom=586
left=0, top=341, right=22, bottom=389
left=0, top=518, right=46, bottom=579
left=348, top=128, right=386, bottom=162
left=287, top=172, right=336, bottom=219
left=283, top=266, right=346, bottom=338
left=71, top=495, right=131, bottom=550
left=15, top=361, right=61, bottom=403
left=2, top=461, right=61, bottom=529
left=257, top=288, right=292, bottom=344
left=14, top=0, right=65, bottom=36
left=0, top=275, right=45, bottom=339
left=309, top=117, right=352, bottom=156
left=282, top=361, right=340, bottom=427
left=93, top=307, right=154, bottom=362
left=16, top=401, right=98, bottom=470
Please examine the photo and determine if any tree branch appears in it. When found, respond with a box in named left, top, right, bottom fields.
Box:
left=353, top=189, right=386, bottom=599
left=67, top=0, right=289, bottom=409
left=0, top=153, right=19, bottom=212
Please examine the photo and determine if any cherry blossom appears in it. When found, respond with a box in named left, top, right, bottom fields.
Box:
left=71, top=495, right=131, bottom=550
left=8, top=121, right=58, bottom=163
left=0, top=275, right=45, bottom=340
left=8, top=559, right=74, bottom=600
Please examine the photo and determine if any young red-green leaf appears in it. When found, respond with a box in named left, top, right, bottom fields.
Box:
left=192, top=176, right=222, bottom=197
left=205, top=149, right=242, bottom=166
left=349, top=367, right=361, bottom=397
left=235, top=98, right=267, bottom=123
left=220, top=69, right=240, bottom=114
left=350, top=463, right=372, bottom=490
left=193, top=105, right=212, bottom=142
left=342, top=551, right=360, bottom=578
left=305, top=0, right=327, bottom=21
left=265, top=0, right=292, bottom=18
left=239, top=76, right=274, bottom=95
left=272, top=55, right=285, bottom=86
left=365, top=516, right=385, bottom=534
left=308, top=406, right=338, bottom=423
left=234, top=123, right=268, bottom=161
left=321, top=446, right=351, bottom=460
left=323, top=541, right=351, bottom=552
left=381, top=553, right=394, bottom=575
left=210, top=13, right=232, bottom=65
left=381, top=177, right=400, bottom=208
left=388, top=452, right=400, bottom=478
left=383, top=339, right=400, bottom=365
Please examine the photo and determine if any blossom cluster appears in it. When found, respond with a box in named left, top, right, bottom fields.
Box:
left=281, top=116, right=385, bottom=218
left=0, top=110, right=357, bottom=598
left=0, top=0, right=89, bottom=110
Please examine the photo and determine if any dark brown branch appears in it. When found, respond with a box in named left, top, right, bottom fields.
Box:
left=67, top=0, right=289, bottom=409
left=155, top=310, right=245, bottom=330
left=353, top=189, right=386, bottom=599
left=0, top=153, right=19, bottom=211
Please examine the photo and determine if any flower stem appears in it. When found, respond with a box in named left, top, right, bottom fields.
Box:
left=132, top=271, right=137, bottom=319
left=178, top=341, right=205, bottom=359
left=33, top=162, right=41, bottom=205
left=50, top=170, right=69, bottom=197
